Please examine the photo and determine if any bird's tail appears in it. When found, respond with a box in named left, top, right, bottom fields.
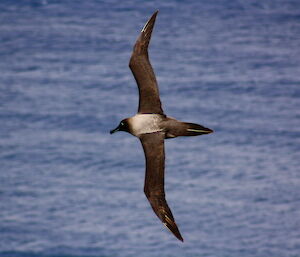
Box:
left=164, top=120, right=213, bottom=138
left=182, top=122, right=214, bottom=136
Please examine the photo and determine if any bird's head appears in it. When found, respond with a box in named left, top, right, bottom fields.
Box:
left=110, top=119, right=130, bottom=134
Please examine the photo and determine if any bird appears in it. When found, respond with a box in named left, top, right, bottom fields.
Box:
left=110, top=10, right=213, bottom=242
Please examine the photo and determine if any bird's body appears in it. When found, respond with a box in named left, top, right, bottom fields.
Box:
left=127, top=114, right=164, bottom=136
left=123, top=114, right=212, bottom=139
left=110, top=11, right=213, bottom=242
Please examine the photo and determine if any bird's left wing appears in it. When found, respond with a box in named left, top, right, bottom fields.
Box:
left=139, top=132, right=183, bottom=242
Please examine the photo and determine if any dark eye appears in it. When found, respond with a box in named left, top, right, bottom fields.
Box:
left=120, top=122, right=124, bottom=126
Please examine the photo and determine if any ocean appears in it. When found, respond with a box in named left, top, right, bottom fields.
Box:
left=1, top=0, right=300, bottom=256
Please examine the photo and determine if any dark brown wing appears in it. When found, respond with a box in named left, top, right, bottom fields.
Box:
left=140, top=132, right=183, bottom=242
left=129, top=10, right=164, bottom=115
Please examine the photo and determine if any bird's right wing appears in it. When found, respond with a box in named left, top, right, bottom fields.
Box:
left=129, top=11, right=164, bottom=115
left=139, top=132, right=183, bottom=242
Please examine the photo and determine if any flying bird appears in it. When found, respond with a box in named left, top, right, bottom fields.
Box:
left=110, top=10, right=213, bottom=242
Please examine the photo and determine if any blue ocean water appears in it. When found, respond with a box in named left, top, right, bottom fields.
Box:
left=1, top=0, right=300, bottom=256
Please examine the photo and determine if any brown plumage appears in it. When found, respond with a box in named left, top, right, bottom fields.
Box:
left=110, top=11, right=213, bottom=242
left=129, top=11, right=163, bottom=115
left=140, top=132, right=183, bottom=241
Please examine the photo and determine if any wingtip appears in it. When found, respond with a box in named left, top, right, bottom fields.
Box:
left=163, top=218, right=184, bottom=242
left=141, top=10, right=159, bottom=33
left=151, top=10, right=159, bottom=18
left=176, top=231, right=184, bottom=242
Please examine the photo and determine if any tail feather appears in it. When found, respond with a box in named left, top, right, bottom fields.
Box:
left=184, top=122, right=214, bottom=136
left=164, top=119, right=213, bottom=138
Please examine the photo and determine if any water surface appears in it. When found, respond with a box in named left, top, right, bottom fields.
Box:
left=1, top=0, right=300, bottom=256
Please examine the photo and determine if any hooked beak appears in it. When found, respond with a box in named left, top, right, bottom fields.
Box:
left=110, top=126, right=120, bottom=134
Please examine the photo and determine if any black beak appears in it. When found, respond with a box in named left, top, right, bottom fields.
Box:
left=110, top=126, right=120, bottom=134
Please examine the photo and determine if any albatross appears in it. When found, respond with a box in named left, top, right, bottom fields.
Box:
left=110, top=10, right=213, bottom=242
